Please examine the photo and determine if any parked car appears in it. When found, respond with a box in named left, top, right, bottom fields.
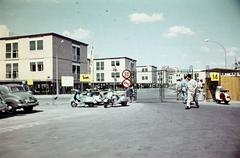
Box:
left=0, top=84, right=39, bottom=114
left=0, top=95, right=7, bottom=112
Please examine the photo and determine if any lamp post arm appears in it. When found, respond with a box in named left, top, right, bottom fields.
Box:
left=205, top=39, right=227, bottom=68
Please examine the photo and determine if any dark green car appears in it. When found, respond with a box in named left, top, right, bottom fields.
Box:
left=0, top=95, right=7, bottom=112
left=0, top=84, right=39, bottom=114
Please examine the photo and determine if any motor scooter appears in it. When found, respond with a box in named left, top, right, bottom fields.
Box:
left=215, top=86, right=231, bottom=104
left=70, top=90, right=97, bottom=107
left=103, top=90, right=128, bottom=108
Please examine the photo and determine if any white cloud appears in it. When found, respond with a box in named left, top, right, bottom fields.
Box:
left=0, top=25, right=10, bottom=37
left=62, top=28, right=91, bottom=40
left=164, top=26, right=195, bottom=38
left=227, top=47, right=238, bottom=57
left=129, top=12, right=164, bottom=24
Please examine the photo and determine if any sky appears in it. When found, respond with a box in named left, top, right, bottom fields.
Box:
left=0, top=0, right=240, bottom=69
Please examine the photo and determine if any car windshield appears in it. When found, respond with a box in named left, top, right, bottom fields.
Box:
left=10, top=86, right=26, bottom=92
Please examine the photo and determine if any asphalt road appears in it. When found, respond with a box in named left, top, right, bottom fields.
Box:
left=0, top=95, right=240, bottom=158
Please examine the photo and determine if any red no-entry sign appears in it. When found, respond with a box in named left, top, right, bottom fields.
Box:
left=122, top=79, right=132, bottom=88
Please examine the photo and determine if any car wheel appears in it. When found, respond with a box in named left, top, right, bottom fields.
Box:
left=224, top=101, right=229, bottom=105
left=88, top=103, right=94, bottom=107
left=6, top=103, right=16, bottom=114
left=121, top=102, right=127, bottom=106
left=216, top=100, right=221, bottom=104
left=71, top=101, right=78, bottom=107
left=23, top=106, right=33, bottom=113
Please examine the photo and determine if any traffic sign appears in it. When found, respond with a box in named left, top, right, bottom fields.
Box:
left=80, top=74, right=92, bottom=82
left=122, top=79, right=132, bottom=88
left=210, top=72, right=220, bottom=81
left=122, top=69, right=131, bottom=79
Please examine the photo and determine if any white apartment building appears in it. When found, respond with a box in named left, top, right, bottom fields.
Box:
left=93, top=57, right=137, bottom=89
left=0, top=33, right=88, bottom=94
left=136, top=65, right=157, bottom=88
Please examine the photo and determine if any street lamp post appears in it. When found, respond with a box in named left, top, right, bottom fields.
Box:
left=56, top=40, right=64, bottom=98
left=204, top=39, right=227, bottom=68
left=113, top=66, right=117, bottom=91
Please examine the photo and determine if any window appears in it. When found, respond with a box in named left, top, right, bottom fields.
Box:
left=5, top=43, right=18, bottom=59
left=6, top=63, right=18, bottom=79
left=30, top=40, right=43, bottom=50
left=6, top=64, right=11, bottom=78
left=6, top=43, right=11, bottom=58
left=111, top=61, right=115, bottom=66
left=12, top=63, right=18, bottom=78
left=96, top=73, right=104, bottom=81
left=12, top=43, right=18, bottom=58
left=37, top=40, right=43, bottom=50
left=30, top=62, right=36, bottom=71
left=101, top=73, right=104, bottom=81
left=77, top=65, right=80, bottom=74
left=112, top=60, right=120, bottom=66
left=76, top=47, right=80, bottom=61
left=112, top=72, right=120, bottom=78
left=72, top=46, right=76, bottom=60
left=116, top=61, right=120, bottom=66
left=96, top=73, right=100, bottom=81
left=72, top=65, right=76, bottom=74
left=72, top=46, right=80, bottom=61
left=6, top=43, right=11, bottom=52
left=145, top=76, right=148, bottom=80
left=37, top=62, right=44, bottom=71
left=96, top=62, right=104, bottom=70
left=145, top=68, right=148, bottom=72
left=30, top=41, right=36, bottom=50
left=100, top=62, right=104, bottom=70
left=96, top=62, right=100, bottom=70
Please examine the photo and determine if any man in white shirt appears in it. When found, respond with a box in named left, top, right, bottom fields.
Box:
left=185, top=74, right=199, bottom=109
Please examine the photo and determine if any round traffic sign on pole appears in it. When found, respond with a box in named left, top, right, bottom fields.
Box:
left=122, top=69, right=131, bottom=79
left=122, top=79, right=132, bottom=88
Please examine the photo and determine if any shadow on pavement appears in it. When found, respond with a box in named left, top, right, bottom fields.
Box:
left=0, top=110, right=43, bottom=119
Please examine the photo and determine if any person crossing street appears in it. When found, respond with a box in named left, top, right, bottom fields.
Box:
left=185, top=74, right=199, bottom=110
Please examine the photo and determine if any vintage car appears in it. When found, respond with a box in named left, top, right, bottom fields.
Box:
left=0, top=95, right=7, bottom=112
left=0, top=84, right=39, bottom=114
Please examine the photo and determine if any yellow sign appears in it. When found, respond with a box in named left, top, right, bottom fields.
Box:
left=27, top=79, right=33, bottom=85
left=210, top=72, right=220, bottom=81
left=80, top=74, right=92, bottom=82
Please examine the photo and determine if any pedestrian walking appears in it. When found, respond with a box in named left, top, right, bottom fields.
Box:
left=185, top=74, right=199, bottom=110
left=181, top=76, right=188, bottom=104
left=126, top=86, right=133, bottom=103
left=176, top=79, right=182, bottom=100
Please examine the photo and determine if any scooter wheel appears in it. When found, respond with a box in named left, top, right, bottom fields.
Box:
left=71, top=101, right=78, bottom=107
left=224, top=101, right=229, bottom=105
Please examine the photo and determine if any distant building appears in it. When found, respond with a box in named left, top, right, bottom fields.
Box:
left=93, top=57, right=137, bottom=89
left=136, top=65, right=157, bottom=88
left=0, top=32, right=88, bottom=94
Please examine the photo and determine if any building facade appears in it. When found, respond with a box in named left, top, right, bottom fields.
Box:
left=0, top=33, right=88, bottom=94
left=93, top=57, right=137, bottom=89
left=136, top=65, right=158, bottom=88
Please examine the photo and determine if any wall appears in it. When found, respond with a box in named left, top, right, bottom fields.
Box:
left=221, top=76, right=240, bottom=101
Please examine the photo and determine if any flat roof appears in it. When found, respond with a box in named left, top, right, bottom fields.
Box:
left=0, top=32, right=88, bottom=46
left=137, top=65, right=157, bottom=68
left=94, top=57, right=137, bottom=62
left=203, top=68, right=240, bottom=73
